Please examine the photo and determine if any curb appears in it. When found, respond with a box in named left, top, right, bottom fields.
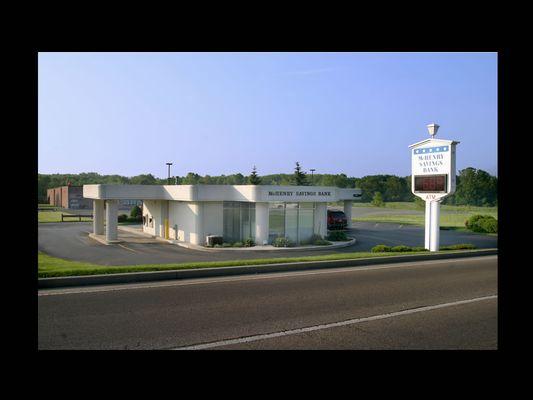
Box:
left=171, top=238, right=357, bottom=252
left=117, top=225, right=356, bottom=252
left=38, top=248, right=497, bottom=289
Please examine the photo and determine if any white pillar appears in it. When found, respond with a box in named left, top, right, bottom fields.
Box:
left=105, top=199, right=118, bottom=242
left=93, top=200, right=104, bottom=235
left=429, top=200, right=440, bottom=252
left=255, top=202, right=269, bottom=245
left=425, top=200, right=431, bottom=250
left=343, top=201, right=353, bottom=229
left=314, top=203, right=328, bottom=238
left=189, top=202, right=203, bottom=245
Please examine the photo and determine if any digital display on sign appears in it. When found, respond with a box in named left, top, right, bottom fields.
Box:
left=414, top=174, right=447, bottom=193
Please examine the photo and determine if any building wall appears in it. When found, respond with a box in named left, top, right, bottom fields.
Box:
left=47, top=189, right=56, bottom=206
left=61, top=187, right=69, bottom=208
left=142, top=200, right=161, bottom=237
left=202, top=202, right=224, bottom=238
left=67, top=186, right=93, bottom=209
left=168, top=201, right=204, bottom=244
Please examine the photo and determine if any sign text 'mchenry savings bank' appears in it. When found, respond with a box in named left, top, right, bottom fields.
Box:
left=268, top=190, right=332, bottom=197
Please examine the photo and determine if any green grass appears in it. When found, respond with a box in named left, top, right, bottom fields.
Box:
left=352, top=202, right=497, bottom=229
left=38, top=248, right=485, bottom=278
left=38, top=211, right=92, bottom=223
left=38, top=203, right=58, bottom=209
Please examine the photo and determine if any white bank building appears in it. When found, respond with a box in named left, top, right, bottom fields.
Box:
left=83, top=184, right=362, bottom=246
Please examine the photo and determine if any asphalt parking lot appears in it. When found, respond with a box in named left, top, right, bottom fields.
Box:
left=38, top=221, right=497, bottom=266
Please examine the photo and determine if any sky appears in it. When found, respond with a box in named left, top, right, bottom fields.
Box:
left=38, top=52, right=497, bottom=178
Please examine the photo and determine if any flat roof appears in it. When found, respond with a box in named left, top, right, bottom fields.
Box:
left=83, top=184, right=362, bottom=203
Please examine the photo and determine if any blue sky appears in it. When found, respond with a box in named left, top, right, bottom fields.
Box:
left=38, top=52, right=497, bottom=178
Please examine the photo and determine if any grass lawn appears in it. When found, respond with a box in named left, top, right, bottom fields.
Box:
left=38, top=211, right=93, bottom=223
left=39, top=248, right=483, bottom=278
left=38, top=203, right=58, bottom=209
left=352, top=202, right=497, bottom=229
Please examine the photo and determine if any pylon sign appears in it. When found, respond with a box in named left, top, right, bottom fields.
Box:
left=409, top=124, right=459, bottom=251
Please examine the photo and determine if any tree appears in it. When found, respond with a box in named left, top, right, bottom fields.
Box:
left=293, top=162, right=307, bottom=185
left=371, top=192, right=384, bottom=207
left=130, top=205, right=142, bottom=219
left=249, top=165, right=261, bottom=185
left=451, top=168, right=497, bottom=206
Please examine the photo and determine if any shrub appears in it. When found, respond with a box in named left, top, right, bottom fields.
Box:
left=465, top=214, right=498, bottom=233
left=273, top=237, right=293, bottom=247
left=118, top=214, right=128, bottom=222
left=371, top=192, right=384, bottom=207
left=213, top=244, right=223, bottom=248
left=243, top=238, right=255, bottom=247
left=391, top=245, right=412, bottom=252
left=222, top=242, right=232, bottom=248
left=440, top=244, right=477, bottom=250
left=479, top=218, right=498, bottom=234
left=233, top=242, right=244, bottom=247
left=411, top=246, right=429, bottom=252
left=130, top=205, right=142, bottom=219
left=327, top=231, right=348, bottom=241
left=371, top=244, right=392, bottom=252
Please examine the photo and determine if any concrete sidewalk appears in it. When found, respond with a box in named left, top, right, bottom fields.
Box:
left=117, top=224, right=357, bottom=252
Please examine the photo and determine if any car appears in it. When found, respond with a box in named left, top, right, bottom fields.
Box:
left=327, top=210, right=347, bottom=230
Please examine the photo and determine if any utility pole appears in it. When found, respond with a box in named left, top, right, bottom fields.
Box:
left=166, top=162, right=173, bottom=185
left=310, top=169, right=316, bottom=185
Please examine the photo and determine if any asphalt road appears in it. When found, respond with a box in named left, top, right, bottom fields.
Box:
left=38, top=222, right=497, bottom=265
left=38, top=255, right=498, bottom=350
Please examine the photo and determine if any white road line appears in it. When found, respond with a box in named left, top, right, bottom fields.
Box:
left=118, top=244, right=139, bottom=253
left=172, top=295, right=498, bottom=350
left=38, top=255, right=497, bottom=297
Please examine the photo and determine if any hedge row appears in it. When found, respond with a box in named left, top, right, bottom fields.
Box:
left=371, top=243, right=476, bottom=253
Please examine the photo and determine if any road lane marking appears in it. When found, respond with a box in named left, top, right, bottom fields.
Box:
left=118, top=244, right=139, bottom=253
left=38, top=255, right=497, bottom=296
left=171, top=295, right=498, bottom=350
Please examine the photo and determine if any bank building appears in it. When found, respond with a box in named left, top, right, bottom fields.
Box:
left=83, top=184, right=362, bottom=246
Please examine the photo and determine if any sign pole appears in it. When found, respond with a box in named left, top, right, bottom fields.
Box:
left=410, top=123, right=459, bottom=253
left=424, top=200, right=431, bottom=249
left=429, top=200, right=440, bottom=251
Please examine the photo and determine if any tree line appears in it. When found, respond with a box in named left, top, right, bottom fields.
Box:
left=38, top=166, right=497, bottom=207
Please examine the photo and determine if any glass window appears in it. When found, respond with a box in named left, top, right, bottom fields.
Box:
left=268, top=202, right=316, bottom=245
left=223, top=202, right=255, bottom=243
left=298, top=203, right=315, bottom=243
left=268, top=202, right=285, bottom=243
left=284, top=203, right=299, bottom=243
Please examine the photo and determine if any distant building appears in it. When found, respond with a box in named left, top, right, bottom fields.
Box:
left=47, top=186, right=141, bottom=210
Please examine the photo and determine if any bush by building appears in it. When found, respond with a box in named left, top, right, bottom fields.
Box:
left=327, top=231, right=348, bottom=241
left=118, top=214, right=128, bottom=222
left=273, top=237, right=293, bottom=247
left=243, top=238, right=255, bottom=247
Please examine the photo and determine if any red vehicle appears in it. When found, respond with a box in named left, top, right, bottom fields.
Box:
left=327, top=210, right=347, bottom=230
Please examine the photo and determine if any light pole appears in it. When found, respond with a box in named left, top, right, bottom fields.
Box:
left=309, top=169, right=316, bottom=185
left=166, top=162, right=173, bottom=185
